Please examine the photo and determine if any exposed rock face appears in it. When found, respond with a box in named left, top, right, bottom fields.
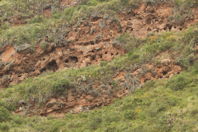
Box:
left=0, top=4, right=197, bottom=88
left=0, top=15, right=125, bottom=88
left=14, top=60, right=182, bottom=117
left=1, top=3, right=198, bottom=117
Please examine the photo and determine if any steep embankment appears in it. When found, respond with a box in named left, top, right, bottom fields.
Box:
left=0, top=0, right=198, bottom=131
left=0, top=0, right=198, bottom=88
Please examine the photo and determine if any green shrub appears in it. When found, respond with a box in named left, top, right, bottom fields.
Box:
left=49, top=121, right=65, bottom=132
left=104, top=112, right=121, bottom=123
left=132, top=126, right=148, bottom=132
left=0, top=122, right=10, bottom=132
left=88, top=117, right=102, bottom=130
left=184, top=0, right=198, bottom=8
left=0, top=107, right=11, bottom=122
left=155, top=114, right=175, bottom=132
left=124, top=110, right=136, bottom=120
left=51, top=79, right=72, bottom=97
left=148, top=102, right=167, bottom=116
left=167, top=75, right=191, bottom=91
left=114, top=33, right=143, bottom=52
left=183, top=30, right=198, bottom=47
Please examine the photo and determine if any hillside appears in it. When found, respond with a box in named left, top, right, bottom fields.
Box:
left=0, top=0, right=198, bottom=131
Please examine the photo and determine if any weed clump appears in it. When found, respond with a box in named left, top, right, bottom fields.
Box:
left=167, top=74, right=191, bottom=91
left=0, top=107, right=11, bottom=122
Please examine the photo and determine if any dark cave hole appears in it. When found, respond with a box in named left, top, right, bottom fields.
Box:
left=162, top=70, right=168, bottom=75
left=69, top=56, right=78, bottom=63
left=40, top=60, right=58, bottom=72
left=90, top=55, right=96, bottom=61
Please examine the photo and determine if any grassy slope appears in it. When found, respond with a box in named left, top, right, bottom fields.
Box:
left=0, top=0, right=197, bottom=47
left=0, top=24, right=197, bottom=132
left=0, top=64, right=197, bottom=132
left=1, top=24, right=197, bottom=110
left=0, top=0, right=198, bottom=131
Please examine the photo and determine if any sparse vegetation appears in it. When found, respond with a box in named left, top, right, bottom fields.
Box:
left=0, top=0, right=197, bottom=48
left=0, top=0, right=197, bottom=131
left=0, top=22, right=197, bottom=131
left=0, top=63, right=197, bottom=131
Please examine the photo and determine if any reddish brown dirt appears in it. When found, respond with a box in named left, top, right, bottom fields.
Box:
left=0, top=46, right=16, bottom=62
left=60, top=0, right=79, bottom=7
left=113, top=63, right=182, bottom=84
left=119, top=4, right=197, bottom=38
left=1, top=4, right=198, bottom=117
left=15, top=61, right=182, bottom=117
left=43, top=8, right=52, bottom=17
left=1, top=4, right=197, bottom=88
